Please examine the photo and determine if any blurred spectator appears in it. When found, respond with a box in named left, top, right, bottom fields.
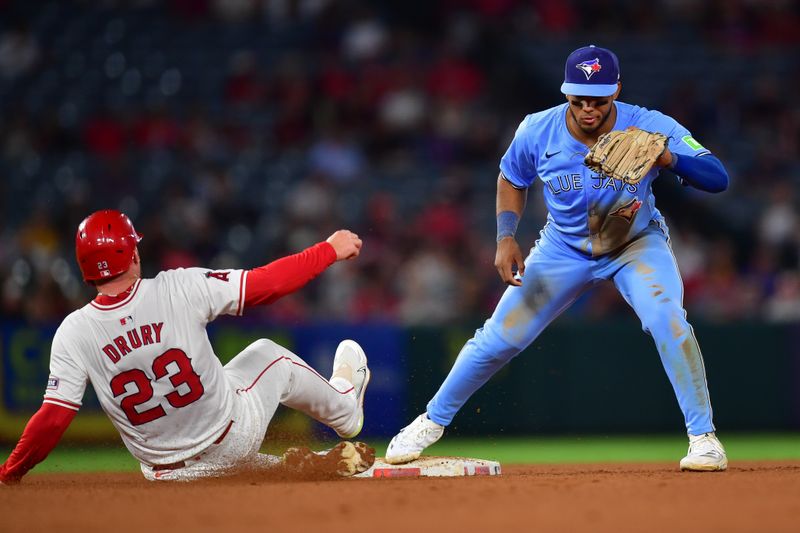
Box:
left=270, top=54, right=313, bottom=147
left=132, top=106, right=181, bottom=151
left=533, top=0, right=579, bottom=34
left=213, top=0, right=257, bottom=23
left=756, top=0, right=800, bottom=45
left=706, top=0, right=756, bottom=50
left=341, top=8, right=388, bottom=62
left=23, top=276, right=72, bottom=324
left=83, top=109, right=128, bottom=159
left=2, top=112, right=35, bottom=161
left=670, top=228, right=708, bottom=303
left=224, top=50, right=267, bottom=107
left=758, top=182, right=797, bottom=247
left=397, top=244, right=461, bottom=325
left=18, top=209, right=60, bottom=277
left=426, top=46, right=484, bottom=104
left=284, top=174, right=335, bottom=226
left=765, top=271, right=800, bottom=323
left=413, top=192, right=468, bottom=252
left=378, top=81, right=427, bottom=134
left=182, top=108, right=229, bottom=161
left=690, top=239, right=752, bottom=322
left=0, top=25, right=40, bottom=79
left=349, top=264, right=400, bottom=322
left=307, top=126, right=365, bottom=184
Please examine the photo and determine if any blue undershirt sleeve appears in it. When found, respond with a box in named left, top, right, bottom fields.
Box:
left=671, top=153, right=729, bottom=193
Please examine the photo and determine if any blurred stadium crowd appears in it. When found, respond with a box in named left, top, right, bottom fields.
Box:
left=1, top=0, right=798, bottom=325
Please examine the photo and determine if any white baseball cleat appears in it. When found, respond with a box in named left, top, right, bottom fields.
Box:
left=331, top=340, right=371, bottom=439
left=680, top=432, right=728, bottom=471
left=385, top=412, right=445, bottom=465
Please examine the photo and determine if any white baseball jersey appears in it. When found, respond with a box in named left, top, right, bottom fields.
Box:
left=44, top=268, right=248, bottom=465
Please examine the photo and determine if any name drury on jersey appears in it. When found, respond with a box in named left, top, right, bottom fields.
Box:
left=102, top=322, right=164, bottom=363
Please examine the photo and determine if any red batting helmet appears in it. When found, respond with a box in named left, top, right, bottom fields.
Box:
left=75, top=210, right=143, bottom=282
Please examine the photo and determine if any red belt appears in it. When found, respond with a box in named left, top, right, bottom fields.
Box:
left=152, top=420, right=234, bottom=471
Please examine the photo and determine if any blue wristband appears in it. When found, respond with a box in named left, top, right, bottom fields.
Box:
left=496, top=211, right=520, bottom=242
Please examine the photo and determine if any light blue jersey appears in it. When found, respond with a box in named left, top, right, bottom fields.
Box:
left=500, top=101, right=709, bottom=256
left=423, top=101, right=719, bottom=437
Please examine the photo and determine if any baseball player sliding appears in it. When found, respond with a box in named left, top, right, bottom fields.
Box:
left=0, top=210, right=372, bottom=483
left=387, top=45, right=730, bottom=471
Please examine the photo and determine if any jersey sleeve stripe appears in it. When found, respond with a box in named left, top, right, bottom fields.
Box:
left=43, top=397, right=81, bottom=411
left=237, top=270, right=247, bottom=316
left=500, top=172, right=530, bottom=190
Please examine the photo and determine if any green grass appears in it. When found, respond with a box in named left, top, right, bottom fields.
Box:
left=3, top=433, right=799, bottom=475
left=415, top=433, right=800, bottom=463
left=9, top=447, right=142, bottom=473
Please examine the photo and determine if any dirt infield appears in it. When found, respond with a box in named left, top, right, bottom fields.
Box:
left=3, top=461, right=799, bottom=532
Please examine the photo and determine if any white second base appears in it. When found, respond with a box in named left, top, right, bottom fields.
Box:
left=355, top=457, right=501, bottom=478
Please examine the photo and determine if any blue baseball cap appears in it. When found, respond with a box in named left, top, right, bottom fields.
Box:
left=560, top=45, right=620, bottom=97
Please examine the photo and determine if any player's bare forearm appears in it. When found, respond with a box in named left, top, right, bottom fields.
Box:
left=496, top=173, right=527, bottom=216
left=495, top=173, right=528, bottom=286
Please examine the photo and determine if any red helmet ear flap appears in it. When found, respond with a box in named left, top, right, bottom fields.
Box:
left=75, top=210, right=143, bottom=282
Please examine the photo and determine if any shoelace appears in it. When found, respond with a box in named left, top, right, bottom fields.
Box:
left=416, top=422, right=443, bottom=444
left=690, top=435, right=723, bottom=458
left=413, top=428, right=433, bottom=445
left=396, top=420, right=438, bottom=445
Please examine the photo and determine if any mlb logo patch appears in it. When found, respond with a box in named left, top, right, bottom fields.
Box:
left=47, top=377, right=59, bottom=390
left=120, top=315, right=134, bottom=326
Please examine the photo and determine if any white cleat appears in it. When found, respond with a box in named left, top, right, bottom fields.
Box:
left=385, top=413, right=445, bottom=465
left=331, top=340, right=371, bottom=439
left=680, top=432, right=728, bottom=471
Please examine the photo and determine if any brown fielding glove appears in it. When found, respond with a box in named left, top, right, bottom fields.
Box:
left=584, top=128, right=667, bottom=185
left=282, top=441, right=375, bottom=478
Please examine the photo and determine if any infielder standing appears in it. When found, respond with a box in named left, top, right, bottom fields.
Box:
left=387, top=45, right=730, bottom=471
left=1, top=210, right=372, bottom=483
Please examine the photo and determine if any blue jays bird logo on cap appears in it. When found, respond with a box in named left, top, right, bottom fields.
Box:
left=576, top=58, right=602, bottom=80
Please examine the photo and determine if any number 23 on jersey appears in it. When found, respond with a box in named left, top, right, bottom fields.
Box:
left=110, top=349, right=204, bottom=425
